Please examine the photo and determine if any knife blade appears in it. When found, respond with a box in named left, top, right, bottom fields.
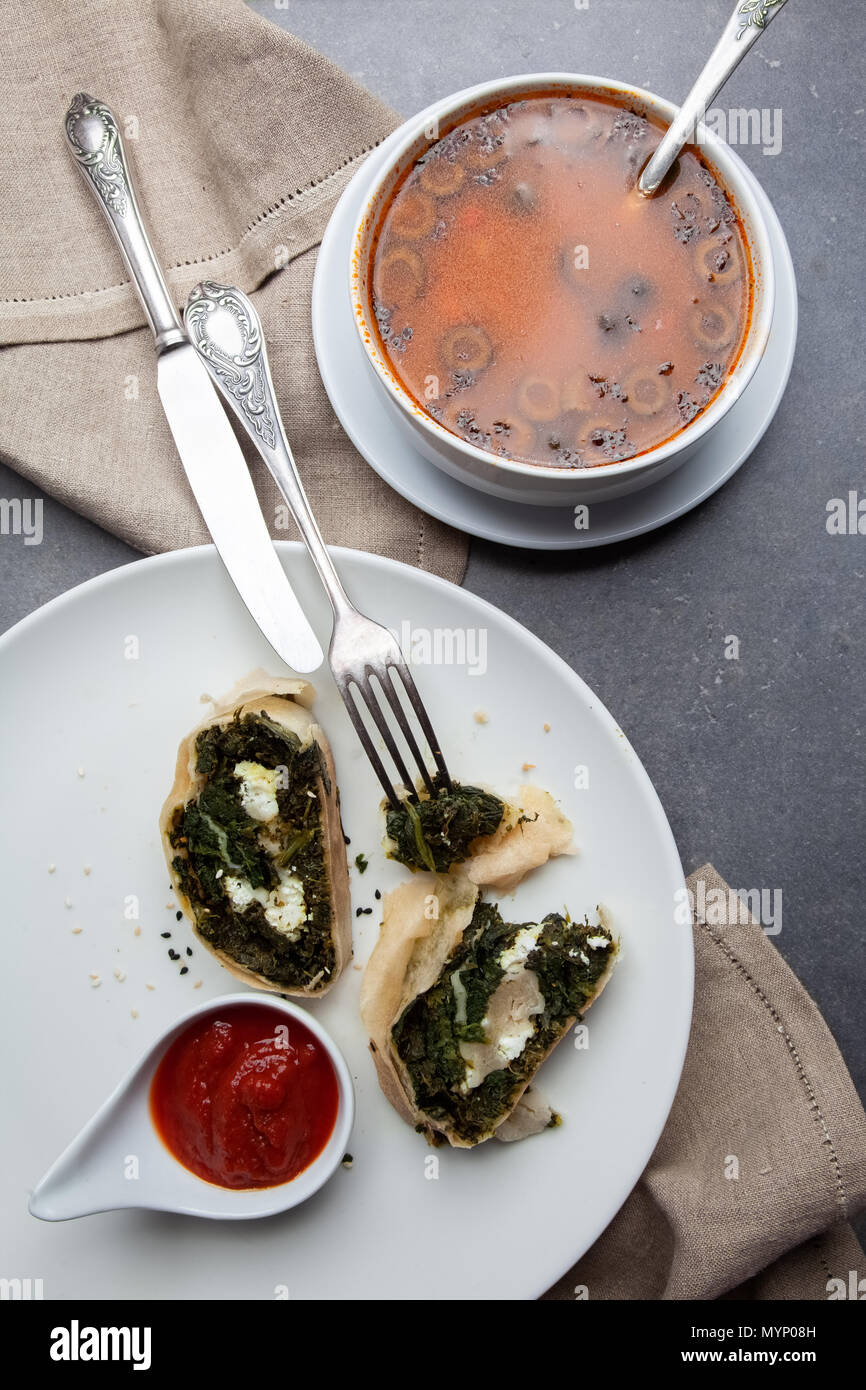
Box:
left=63, top=92, right=323, bottom=674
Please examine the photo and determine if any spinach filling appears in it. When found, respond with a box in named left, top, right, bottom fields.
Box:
left=385, top=777, right=505, bottom=872
left=169, top=708, right=334, bottom=989
left=391, top=903, right=615, bottom=1144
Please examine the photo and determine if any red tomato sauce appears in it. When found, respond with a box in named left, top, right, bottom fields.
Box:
left=150, top=1004, right=339, bottom=1189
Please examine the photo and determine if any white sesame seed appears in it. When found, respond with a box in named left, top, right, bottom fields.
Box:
left=113, top=968, right=126, bottom=982
left=47, top=864, right=56, bottom=874
left=77, top=767, right=85, bottom=778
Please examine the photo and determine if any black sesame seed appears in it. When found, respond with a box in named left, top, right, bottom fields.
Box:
left=355, top=907, right=363, bottom=917
left=374, top=889, right=381, bottom=900
left=168, top=949, right=180, bottom=960
left=160, top=932, right=171, bottom=939
left=175, top=910, right=183, bottom=921
left=186, top=946, right=193, bottom=956
left=180, top=966, right=189, bottom=976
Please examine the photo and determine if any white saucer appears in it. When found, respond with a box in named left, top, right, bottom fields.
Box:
left=313, top=108, right=797, bottom=551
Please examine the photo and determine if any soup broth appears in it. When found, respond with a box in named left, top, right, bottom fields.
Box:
left=368, top=92, right=753, bottom=469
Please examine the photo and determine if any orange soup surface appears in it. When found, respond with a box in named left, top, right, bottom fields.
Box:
left=369, top=93, right=753, bottom=469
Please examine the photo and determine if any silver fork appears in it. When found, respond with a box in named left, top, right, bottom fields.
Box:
left=184, top=280, right=451, bottom=811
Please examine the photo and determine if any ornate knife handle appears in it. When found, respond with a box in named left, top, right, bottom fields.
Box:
left=64, top=93, right=185, bottom=350
left=185, top=281, right=352, bottom=619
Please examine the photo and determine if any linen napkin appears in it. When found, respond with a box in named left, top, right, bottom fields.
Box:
left=0, top=0, right=468, bottom=580
left=545, top=864, right=866, bottom=1300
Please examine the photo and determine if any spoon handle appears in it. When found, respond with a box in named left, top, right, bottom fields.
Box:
left=637, top=0, right=790, bottom=197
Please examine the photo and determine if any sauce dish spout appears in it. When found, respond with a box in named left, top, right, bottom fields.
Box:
left=29, top=993, right=354, bottom=1222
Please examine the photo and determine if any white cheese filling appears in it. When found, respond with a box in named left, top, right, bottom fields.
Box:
left=223, top=865, right=308, bottom=940
left=233, top=760, right=282, bottom=823
left=498, top=922, right=545, bottom=974
left=458, top=923, right=546, bottom=1094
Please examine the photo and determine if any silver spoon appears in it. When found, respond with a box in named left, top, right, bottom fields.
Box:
left=638, top=0, right=790, bottom=197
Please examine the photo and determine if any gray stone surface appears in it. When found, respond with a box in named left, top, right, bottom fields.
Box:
left=2, top=0, right=864, bottom=1246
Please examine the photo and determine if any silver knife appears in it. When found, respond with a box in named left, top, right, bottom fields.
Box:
left=63, top=93, right=323, bottom=674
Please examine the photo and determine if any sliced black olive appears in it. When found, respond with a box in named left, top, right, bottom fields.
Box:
left=388, top=188, right=437, bottom=240
left=694, top=238, right=741, bottom=283
left=419, top=157, right=467, bottom=197
left=516, top=375, right=560, bottom=423
left=440, top=324, right=493, bottom=373
left=622, top=370, right=671, bottom=416
left=690, top=303, right=736, bottom=350
left=375, top=245, right=426, bottom=308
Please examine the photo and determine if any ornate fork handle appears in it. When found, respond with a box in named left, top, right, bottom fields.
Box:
left=186, top=281, right=452, bottom=806
left=185, top=281, right=352, bottom=619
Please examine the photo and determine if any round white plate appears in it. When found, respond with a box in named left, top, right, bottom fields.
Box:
left=313, top=108, right=797, bottom=550
left=0, top=545, right=691, bottom=1300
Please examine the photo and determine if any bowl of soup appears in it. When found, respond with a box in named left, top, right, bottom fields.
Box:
left=350, top=75, right=775, bottom=505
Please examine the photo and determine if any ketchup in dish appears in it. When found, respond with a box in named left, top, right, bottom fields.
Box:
left=150, top=1004, right=339, bottom=1189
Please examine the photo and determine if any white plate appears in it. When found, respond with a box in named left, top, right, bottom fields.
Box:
left=313, top=111, right=797, bottom=550
left=0, top=545, right=691, bottom=1299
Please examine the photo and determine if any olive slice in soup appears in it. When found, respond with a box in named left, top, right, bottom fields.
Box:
left=440, top=324, right=493, bottom=373
left=419, top=156, right=467, bottom=198
left=690, top=303, right=737, bottom=351
left=694, top=238, right=741, bottom=283
left=516, top=375, right=560, bottom=423
left=389, top=188, right=437, bottom=240
left=375, top=246, right=426, bottom=307
left=622, top=369, right=671, bottom=417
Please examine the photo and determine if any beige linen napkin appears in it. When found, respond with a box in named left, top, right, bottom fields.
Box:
left=0, top=0, right=467, bottom=580
left=545, top=864, right=866, bottom=1300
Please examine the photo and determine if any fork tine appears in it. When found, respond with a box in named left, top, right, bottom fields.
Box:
left=336, top=678, right=403, bottom=812
left=387, top=660, right=452, bottom=789
left=376, top=669, right=438, bottom=798
left=356, top=671, right=419, bottom=798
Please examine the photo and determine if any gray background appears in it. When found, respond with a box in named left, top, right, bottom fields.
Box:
left=2, top=0, right=864, bottom=1235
